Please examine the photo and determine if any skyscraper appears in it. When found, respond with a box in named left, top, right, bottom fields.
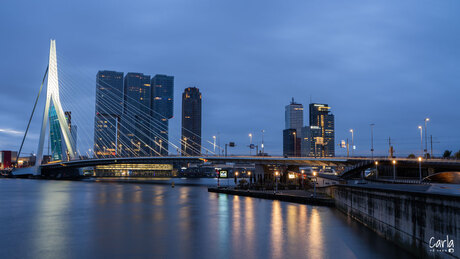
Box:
left=94, top=70, right=123, bottom=157
left=283, top=129, right=300, bottom=157
left=120, top=72, right=151, bottom=156
left=308, top=103, right=335, bottom=157
left=300, top=126, right=322, bottom=157
left=151, top=75, right=174, bottom=156
left=285, top=98, right=304, bottom=133
left=181, top=87, right=201, bottom=156
left=283, top=98, right=303, bottom=157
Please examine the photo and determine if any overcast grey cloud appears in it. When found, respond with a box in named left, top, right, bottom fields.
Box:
left=1, top=0, right=460, bottom=157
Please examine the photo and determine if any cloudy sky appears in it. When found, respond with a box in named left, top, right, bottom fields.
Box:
left=1, top=0, right=459, bottom=157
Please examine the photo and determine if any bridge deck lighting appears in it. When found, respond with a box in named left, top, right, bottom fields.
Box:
left=375, top=161, right=378, bottom=165
left=418, top=157, right=422, bottom=162
left=313, top=171, right=317, bottom=177
left=392, top=160, right=396, bottom=164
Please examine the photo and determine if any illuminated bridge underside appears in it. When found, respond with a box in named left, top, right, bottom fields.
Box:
left=40, top=156, right=353, bottom=170
left=40, top=156, right=460, bottom=180
left=95, top=163, right=174, bottom=177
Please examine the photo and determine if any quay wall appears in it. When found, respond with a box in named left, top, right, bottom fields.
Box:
left=325, top=185, right=459, bottom=258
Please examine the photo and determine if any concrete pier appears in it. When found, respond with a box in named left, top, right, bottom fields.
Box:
left=208, top=188, right=335, bottom=206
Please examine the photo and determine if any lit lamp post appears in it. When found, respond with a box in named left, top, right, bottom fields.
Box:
left=248, top=171, right=252, bottom=185
left=293, top=131, right=297, bottom=157
left=350, top=129, right=354, bottom=157
left=159, top=139, right=163, bottom=155
left=261, top=130, right=265, bottom=154
left=249, top=133, right=253, bottom=156
left=213, top=135, right=216, bottom=154
left=370, top=124, right=375, bottom=159
left=183, top=137, right=187, bottom=156
left=392, top=160, right=397, bottom=181
left=313, top=171, right=317, bottom=197
left=274, top=171, right=279, bottom=194
left=418, top=126, right=423, bottom=158
left=418, top=157, right=422, bottom=183
left=301, top=169, right=305, bottom=189
left=375, top=161, right=379, bottom=179
left=234, top=171, right=238, bottom=185
left=424, top=118, right=429, bottom=157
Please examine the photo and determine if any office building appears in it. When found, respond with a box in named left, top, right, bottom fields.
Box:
left=0, top=151, right=17, bottom=169
left=120, top=72, right=151, bottom=156
left=300, top=126, right=322, bottom=157
left=283, top=129, right=300, bottom=157
left=308, top=103, right=335, bottom=157
left=285, top=98, right=303, bottom=132
left=94, top=70, right=124, bottom=157
left=283, top=98, right=303, bottom=157
left=181, top=87, right=202, bottom=156
left=151, top=75, right=174, bottom=156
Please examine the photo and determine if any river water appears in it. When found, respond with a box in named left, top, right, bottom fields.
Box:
left=0, top=179, right=415, bottom=259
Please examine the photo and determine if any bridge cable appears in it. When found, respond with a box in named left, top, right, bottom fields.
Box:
left=16, top=66, right=48, bottom=167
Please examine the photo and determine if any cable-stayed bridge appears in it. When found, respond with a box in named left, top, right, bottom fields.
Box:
left=12, top=40, right=460, bottom=182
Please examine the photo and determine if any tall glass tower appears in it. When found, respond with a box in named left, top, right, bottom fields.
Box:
left=181, top=87, right=201, bottom=156
left=120, top=72, right=151, bottom=157
left=94, top=70, right=124, bottom=157
left=151, top=75, right=174, bottom=156
left=285, top=98, right=304, bottom=133
left=309, top=103, right=335, bottom=157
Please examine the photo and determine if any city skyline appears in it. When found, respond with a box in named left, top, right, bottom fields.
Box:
left=1, top=1, right=460, bottom=157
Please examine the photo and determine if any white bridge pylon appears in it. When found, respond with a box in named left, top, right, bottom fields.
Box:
left=35, top=40, right=76, bottom=173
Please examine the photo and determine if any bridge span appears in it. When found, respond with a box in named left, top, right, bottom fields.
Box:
left=35, top=156, right=460, bottom=181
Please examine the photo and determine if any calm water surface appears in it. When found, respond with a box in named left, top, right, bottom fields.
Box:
left=0, top=179, right=414, bottom=259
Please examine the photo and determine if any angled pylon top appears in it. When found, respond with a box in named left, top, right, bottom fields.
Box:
left=35, top=40, right=76, bottom=172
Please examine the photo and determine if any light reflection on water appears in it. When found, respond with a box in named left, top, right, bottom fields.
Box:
left=0, top=179, right=415, bottom=259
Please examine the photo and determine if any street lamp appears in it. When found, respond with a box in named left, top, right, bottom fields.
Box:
left=159, top=139, right=163, bottom=155
left=313, top=171, right=317, bottom=197
left=418, top=126, right=423, bottom=158
left=293, top=131, right=297, bottom=157
left=424, top=118, right=429, bottom=157
left=370, top=124, right=375, bottom=159
left=212, top=135, right=216, bottom=154
left=349, top=129, right=354, bottom=156
left=274, top=171, right=279, bottom=194
left=375, top=161, right=379, bottom=179
left=418, top=157, right=422, bottom=183
left=392, top=160, right=397, bottom=181
left=249, top=133, right=253, bottom=156
left=261, top=130, right=265, bottom=154
left=183, top=137, right=187, bottom=156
